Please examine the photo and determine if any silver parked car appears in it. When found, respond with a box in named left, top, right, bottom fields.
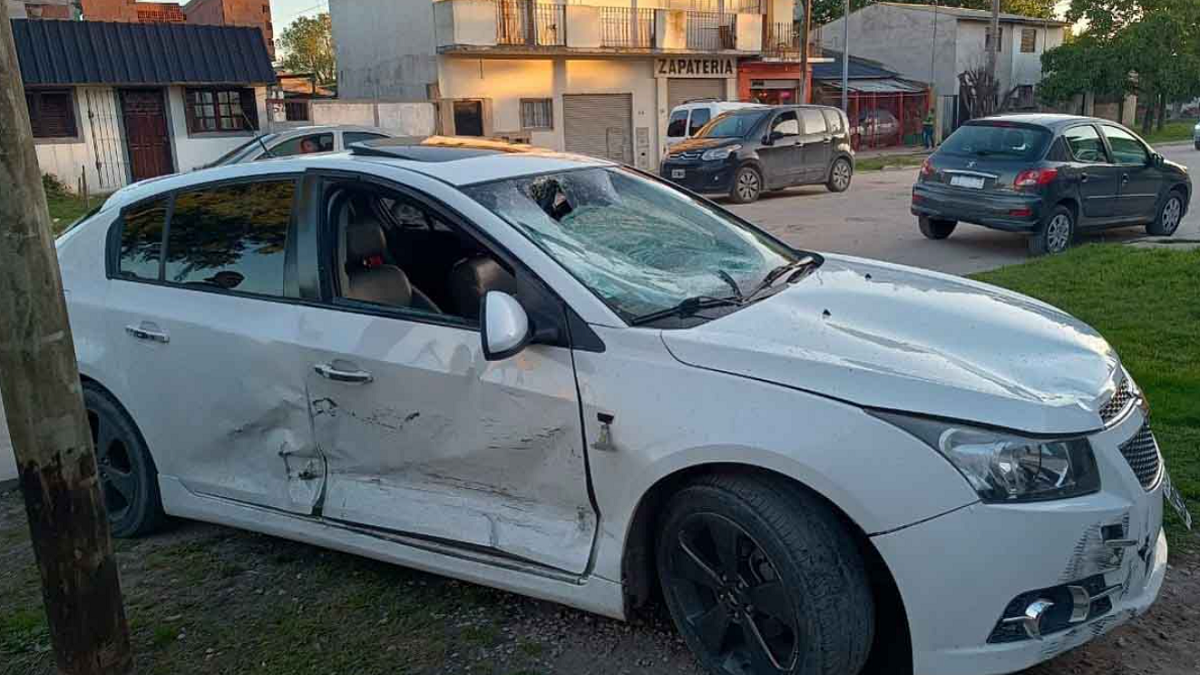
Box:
left=202, top=125, right=392, bottom=167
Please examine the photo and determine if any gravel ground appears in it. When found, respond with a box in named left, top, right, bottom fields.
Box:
left=1, top=487, right=1198, bottom=675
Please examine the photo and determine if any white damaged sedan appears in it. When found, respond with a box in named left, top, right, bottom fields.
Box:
left=57, top=138, right=1188, bottom=675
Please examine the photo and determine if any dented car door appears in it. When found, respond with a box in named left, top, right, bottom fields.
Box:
left=106, top=177, right=326, bottom=514
left=292, top=177, right=597, bottom=575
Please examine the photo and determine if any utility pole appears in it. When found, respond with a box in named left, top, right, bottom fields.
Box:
left=841, top=0, right=849, bottom=112
left=987, top=0, right=1000, bottom=83
left=800, top=0, right=812, bottom=104
left=0, top=5, right=134, bottom=675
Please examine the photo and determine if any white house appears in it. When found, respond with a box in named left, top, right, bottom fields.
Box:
left=330, top=0, right=797, bottom=171
left=820, top=2, right=1067, bottom=107
left=13, top=18, right=277, bottom=194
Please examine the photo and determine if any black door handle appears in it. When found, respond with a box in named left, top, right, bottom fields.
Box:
left=1080, top=172, right=1089, bottom=183
left=1122, top=174, right=1130, bottom=183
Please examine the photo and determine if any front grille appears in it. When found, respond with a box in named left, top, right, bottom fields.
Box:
left=1119, top=422, right=1161, bottom=490
left=673, top=151, right=702, bottom=160
left=1099, top=378, right=1134, bottom=423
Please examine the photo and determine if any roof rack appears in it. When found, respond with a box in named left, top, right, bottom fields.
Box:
left=680, top=97, right=722, bottom=104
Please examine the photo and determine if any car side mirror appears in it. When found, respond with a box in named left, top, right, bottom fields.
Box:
left=765, top=131, right=782, bottom=145
left=481, top=291, right=532, bottom=361
left=1149, top=152, right=1163, bottom=166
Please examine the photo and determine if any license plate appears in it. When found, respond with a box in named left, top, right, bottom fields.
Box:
left=1164, top=470, right=1193, bottom=530
left=950, top=175, right=985, bottom=189
left=671, top=169, right=685, bottom=179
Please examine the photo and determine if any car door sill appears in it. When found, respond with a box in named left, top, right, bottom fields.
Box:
left=184, top=483, right=587, bottom=585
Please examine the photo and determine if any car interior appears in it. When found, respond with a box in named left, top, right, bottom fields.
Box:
left=325, top=183, right=517, bottom=324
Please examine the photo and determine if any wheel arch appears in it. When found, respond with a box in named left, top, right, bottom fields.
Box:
left=1054, top=195, right=1080, bottom=224
left=620, top=462, right=914, bottom=675
left=78, top=373, right=158, bottom=470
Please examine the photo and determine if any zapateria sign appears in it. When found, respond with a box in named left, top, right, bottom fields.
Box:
left=655, top=57, right=736, bottom=78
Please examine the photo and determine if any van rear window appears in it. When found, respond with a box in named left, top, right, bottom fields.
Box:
left=940, top=123, right=1051, bottom=161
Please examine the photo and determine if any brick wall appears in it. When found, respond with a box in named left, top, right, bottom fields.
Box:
left=185, top=0, right=274, bottom=59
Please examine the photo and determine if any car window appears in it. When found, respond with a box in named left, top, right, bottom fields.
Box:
left=1062, top=125, right=1109, bottom=164
left=697, top=111, right=769, bottom=138
left=118, top=198, right=169, bottom=280
left=163, top=180, right=295, bottom=296
left=800, top=109, right=826, bottom=135
left=269, top=133, right=335, bottom=158
left=1101, top=125, right=1149, bottom=165
left=667, top=110, right=689, bottom=138
left=343, top=131, right=388, bottom=146
left=1046, top=137, right=1072, bottom=162
left=465, top=167, right=797, bottom=324
left=821, top=109, right=844, bottom=134
left=204, top=133, right=280, bottom=168
left=940, top=123, right=1051, bottom=161
left=771, top=111, right=799, bottom=138
left=688, top=109, right=711, bottom=136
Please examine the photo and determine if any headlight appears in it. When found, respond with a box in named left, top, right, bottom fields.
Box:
left=873, top=412, right=1101, bottom=502
left=701, top=144, right=741, bottom=161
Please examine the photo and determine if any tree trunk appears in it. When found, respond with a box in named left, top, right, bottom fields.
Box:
left=0, top=6, right=134, bottom=674
left=1141, top=92, right=1155, bottom=135
left=1157, top=93, right=1167, bottom=132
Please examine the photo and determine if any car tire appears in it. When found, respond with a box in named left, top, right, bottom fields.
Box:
left=656, top=472, right=874, bottom=675
left=1147, top=189, right=1185, bottom=237
left=826, top=157, right=853, bottom=193
left=1029, top=205, right=1075, bottom=256
left=83, top=382, right=168, bottom=538
left=918, top=216, right=957, bottom=240
left=730, top=165, right=763, bottom=204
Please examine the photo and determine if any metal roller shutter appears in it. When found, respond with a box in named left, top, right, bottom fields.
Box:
left=563, top=94, right=634, bottom=164
left=667, top=78, right=726, bottom=110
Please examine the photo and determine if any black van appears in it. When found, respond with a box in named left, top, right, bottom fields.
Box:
left=660, top=105, right=855, bottom=204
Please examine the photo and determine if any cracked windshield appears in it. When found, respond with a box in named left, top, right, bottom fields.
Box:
left=465, top=167, right=797, bottom=322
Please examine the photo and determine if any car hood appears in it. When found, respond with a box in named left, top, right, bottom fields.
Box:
left=660, top=254, right=1120, bottom=435
left=668, top=137, right=743, bottom=155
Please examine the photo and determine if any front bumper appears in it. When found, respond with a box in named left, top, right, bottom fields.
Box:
left=660, top=159, right=735, bottom=194
left=874, top=407, right=1168, bottom=675
left=912, top=182, right=1044, bottom=232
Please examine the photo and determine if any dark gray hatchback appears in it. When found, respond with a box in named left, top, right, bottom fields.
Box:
left=912, top=114, right=1191, bottom=254
left=661, top=105, right=855, bottom=204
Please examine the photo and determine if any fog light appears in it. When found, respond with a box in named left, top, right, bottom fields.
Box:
left=1003, top=599, right=1054, bottom=639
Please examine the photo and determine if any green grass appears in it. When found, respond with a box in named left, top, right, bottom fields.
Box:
left=1143, top=120, right=1197, bottom=146
left=856, top=152, right=928, bottom=172
left=45, top=191, right=96, bottom=234
left=973, top=245, right=1200, bottom=545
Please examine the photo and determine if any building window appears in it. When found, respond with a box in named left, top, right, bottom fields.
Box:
left=262, top=4, right=270, bottom=14
left=185, top=88, right=259, bottom=133
left=1020, top=28, right=1037, bottom=53
left=24, top=89, right=78, bottom=139
left=521, top=99, right=553, bottom=130
left=985, top=27, right=1004, bottom=52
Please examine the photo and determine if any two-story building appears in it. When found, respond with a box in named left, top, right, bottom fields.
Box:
left=331, top=0, right=796, bottom=170
left=820, top=3, right=1066, bottom=113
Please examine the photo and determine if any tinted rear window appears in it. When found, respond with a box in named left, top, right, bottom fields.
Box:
left=940, top=123, right=1051, bottom=161
left=667, top=110, right=688, bottom=138
left=164, top=180, right=295, bottom=296
left=118, top=198, right=169, bottom=280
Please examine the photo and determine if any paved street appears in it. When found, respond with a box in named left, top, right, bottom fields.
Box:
left=727, top=143, right=1200, bottom=276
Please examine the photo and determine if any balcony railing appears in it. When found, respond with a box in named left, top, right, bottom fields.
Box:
left=762, top=22, right=821, bottom=60
left=600, top=7, right=656, bottom=49
left=687, top=11, right=737, bottom=51
left=495, top=0, right=566, bottom=47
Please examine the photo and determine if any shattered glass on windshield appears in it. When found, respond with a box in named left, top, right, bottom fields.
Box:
left=466, top=168, right=795, bottom=321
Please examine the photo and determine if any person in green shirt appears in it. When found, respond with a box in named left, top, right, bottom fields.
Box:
left=922, top=110, right=936, bottom=149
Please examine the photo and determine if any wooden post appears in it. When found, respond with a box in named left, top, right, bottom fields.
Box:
left=800, top=0, right=812, bottom=104
left=0, top=6, right=134, bottom=675
left=987, top=0, right=1000, bottom=85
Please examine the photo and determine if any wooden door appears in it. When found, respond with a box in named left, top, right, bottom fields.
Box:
left=120, top=90, right=174, bottom=181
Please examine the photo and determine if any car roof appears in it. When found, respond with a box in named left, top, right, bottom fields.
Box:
left=269, top=124, right=389, bottom=138
left=99, top=136, right=613, bottom=213
left=969, top=114, right=1125, bottom=131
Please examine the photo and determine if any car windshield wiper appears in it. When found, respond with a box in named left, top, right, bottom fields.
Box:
left=629, top=295, right=744, bottom=327
left=745, top=255, right=818, bottom=302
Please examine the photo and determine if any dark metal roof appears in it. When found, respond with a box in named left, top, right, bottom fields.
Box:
left=813, top=51, right=899, bottom=81
left=12, top=19, right=276, bottom=87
